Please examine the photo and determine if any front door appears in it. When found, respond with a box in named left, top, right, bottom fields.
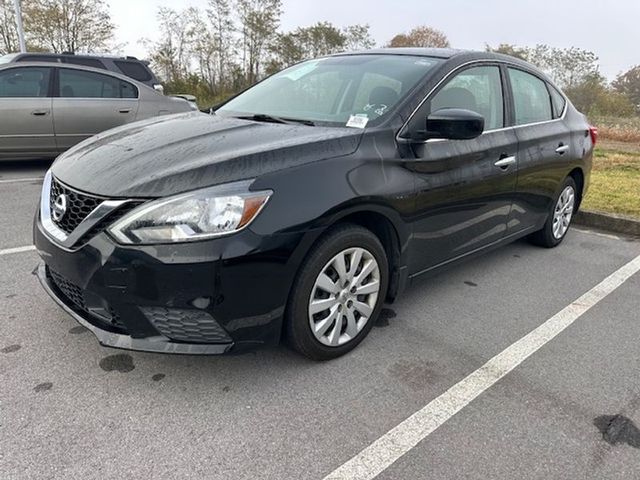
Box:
left=52, top=68, right=139, bottom=150
left=0, top=66, right=56, bottom=157
left=404, top=64, right=519, bottom=275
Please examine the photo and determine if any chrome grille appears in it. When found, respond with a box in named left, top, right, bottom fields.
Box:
left=49, top=177, right=102, bottom=234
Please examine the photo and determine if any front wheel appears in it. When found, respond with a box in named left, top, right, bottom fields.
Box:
left=529, top=177, right=578, bottom=248
left=285, top=224, right=389, bottom=361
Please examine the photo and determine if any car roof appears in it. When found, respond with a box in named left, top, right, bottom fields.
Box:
left=0, top=61, right=157, bottom=92
left=333, top=47, right=467, bottom=59
left=331, top=48, right=552, bottom=83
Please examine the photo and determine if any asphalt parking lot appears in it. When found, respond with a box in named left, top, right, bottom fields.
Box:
left=1, top=160, right=640, bottom=480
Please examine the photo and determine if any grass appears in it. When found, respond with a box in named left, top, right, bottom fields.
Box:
left=581, top=140, right=640, bottom=218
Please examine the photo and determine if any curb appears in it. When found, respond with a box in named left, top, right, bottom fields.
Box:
left=574, top=210, right=640, bottom=238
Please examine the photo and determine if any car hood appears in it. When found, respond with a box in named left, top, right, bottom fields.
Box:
left=51, top=112, right=363, bottom=198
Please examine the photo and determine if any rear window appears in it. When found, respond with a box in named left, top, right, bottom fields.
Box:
left=64, top=57, right=107, bottom=70
left=114, top=61, right=151, bottom=82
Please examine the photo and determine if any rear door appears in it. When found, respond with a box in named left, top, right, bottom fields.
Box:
left=52, top=68, right=139, bottom=150
left=406, top=64, right=519, bottom=274
left=0, top=66, right=56, bottom=157
left=506, top=67, right=574, bottom=232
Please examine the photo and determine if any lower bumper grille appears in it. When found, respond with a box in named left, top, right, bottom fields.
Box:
left=47, top=267, right=125, bottom=330
left=141, top=307, right=231, bottom=344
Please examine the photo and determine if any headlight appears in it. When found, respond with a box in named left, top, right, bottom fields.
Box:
left=108, top=180, right=271, bottom=244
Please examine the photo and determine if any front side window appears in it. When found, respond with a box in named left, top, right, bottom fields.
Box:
left=508, top=68, right=552, bottom=125
left=58, top=69, right=138, bottom=99
left=218, top=55, right=442, bottom=126
left=430, top=65, right=504, bottom=131
left=0, top=67, right=50, bottom=97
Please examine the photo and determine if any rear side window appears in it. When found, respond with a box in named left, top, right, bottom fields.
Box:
left=64, top=57, right=107, bottom=70
left=548, top=84, right=566, bottom=118
left=0, top=67, right=50, bottom=97
left=508, top=68, right=552, bottom=125
left=58, top=69, right=138, bottom=99
left=430, top=65, right=504, bottom=130
left=114, top=61, right=152, bottom=82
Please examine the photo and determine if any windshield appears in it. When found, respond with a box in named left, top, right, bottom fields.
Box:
left=218, top=55, right=442, bottom=127
left=0, top=54, right=17, bottom=65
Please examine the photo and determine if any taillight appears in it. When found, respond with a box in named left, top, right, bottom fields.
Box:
left=589, top=125, right=598, bottom=146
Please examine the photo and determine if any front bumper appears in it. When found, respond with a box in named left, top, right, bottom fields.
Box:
left=37, top=264, right=232, bottom=354
left=34, top=213, right=315, bottom=355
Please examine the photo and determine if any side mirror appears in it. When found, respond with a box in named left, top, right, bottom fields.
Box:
left=426, top=108, right=484, bottom=140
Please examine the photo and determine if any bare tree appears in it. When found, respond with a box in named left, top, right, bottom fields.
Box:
left=146, top=7, right=200, bottom=82
left=23, top=0, right=115, bottom=53
left=207, top=0, right=235, bottom=92
left=386, top=26, right=450, bottom=48
left=0, top=0, right=19, bottom=54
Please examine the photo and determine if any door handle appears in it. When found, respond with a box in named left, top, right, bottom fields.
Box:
left=31, top=110, right=50, bottom=116
left=555, top=144, right=569, bottom=155
left=118, top=108, right=132, bottom=114
left=494, top=156, right=516, bottom=169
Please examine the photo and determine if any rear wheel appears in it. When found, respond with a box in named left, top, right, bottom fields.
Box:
left=286, top=224, right=388, bottom=361
left=529, top=177, right=577, bottom=248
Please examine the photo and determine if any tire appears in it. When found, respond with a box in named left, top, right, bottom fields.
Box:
left=529, top=177, right=578, bottom=248
left=285, top=224, right=389, bottom=361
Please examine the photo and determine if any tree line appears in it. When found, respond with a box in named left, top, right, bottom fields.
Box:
left=1, top=0, right=639, bottom=116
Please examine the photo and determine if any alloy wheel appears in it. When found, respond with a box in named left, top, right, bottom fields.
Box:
left=552, top=185, right=575, bottom=239
left=308, top=247, right=381, bottom=347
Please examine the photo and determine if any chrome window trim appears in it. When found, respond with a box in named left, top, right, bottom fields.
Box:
left=397, top=59, right=568, bottom=145
left=40, top=170, right=131, bottom=248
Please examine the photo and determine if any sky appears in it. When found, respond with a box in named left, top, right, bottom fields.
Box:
left=108, top=0, right=639, bottom=80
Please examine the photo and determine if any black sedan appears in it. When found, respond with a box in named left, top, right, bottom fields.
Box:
left=34, top=48, right=596, bottom=360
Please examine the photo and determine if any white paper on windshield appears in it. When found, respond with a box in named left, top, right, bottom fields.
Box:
left=346, top=115, right=369, bottom=129
left=283, top=60, right=321, bottom=81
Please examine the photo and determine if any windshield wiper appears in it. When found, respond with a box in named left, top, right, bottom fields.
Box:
left=235, top=113, right=315, bottom=126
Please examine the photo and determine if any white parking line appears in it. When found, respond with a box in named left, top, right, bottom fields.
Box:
left=0, top=177, right=44, bottom=185
left=323, top=253, right=640, bottom=480
left=0, top=245, right=36, bottom=256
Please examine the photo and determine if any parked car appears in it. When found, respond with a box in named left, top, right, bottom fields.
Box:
left=0, top=52, right=163, bottom=92
left=0, top=62, right=197, bottom=159
left=34, top=48, right=596, bottom=360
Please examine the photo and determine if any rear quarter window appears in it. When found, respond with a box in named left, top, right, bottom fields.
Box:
left=114, top=61, right=152, bottom=82
left=548, top=84, right=567, bottom=118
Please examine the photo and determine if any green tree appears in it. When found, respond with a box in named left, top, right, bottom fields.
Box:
left=343, top=24, right=375, bottom=51
left=23, top=0, right=115, bottom=53
left=564, top=73, right=635, bottom=117
left=236, top=0, right=282, bottom=84
left=612, top=65, right=640, bottom=113
left=485, top=43, right=528, bottom=61
left=386, top=26, right=450, bottom=48
left=526, top=45, right=598, bottom=89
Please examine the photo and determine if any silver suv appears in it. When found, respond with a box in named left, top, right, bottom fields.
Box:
left=0, top=52, right=164, bottom=92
